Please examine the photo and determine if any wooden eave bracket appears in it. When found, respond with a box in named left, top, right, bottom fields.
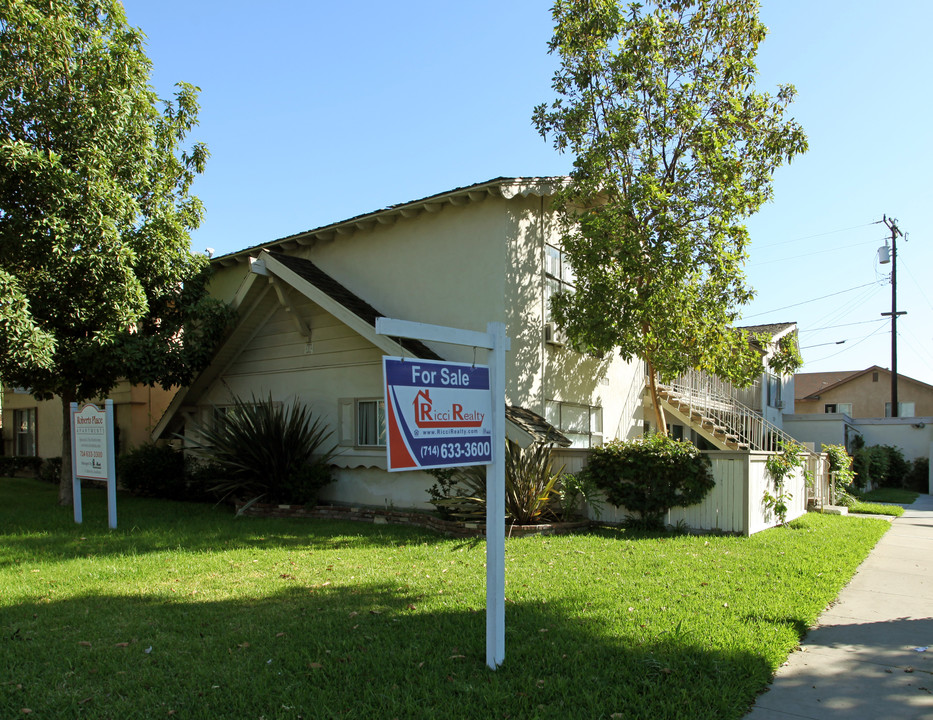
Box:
left=268, top=277, right=312, bottom=340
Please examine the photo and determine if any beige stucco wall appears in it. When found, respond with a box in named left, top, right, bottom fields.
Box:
left=194, top=193, right=646, bottom=508
left=796, top=372, right=933, bottom=417
left=3, top=382, right=175, bottom=458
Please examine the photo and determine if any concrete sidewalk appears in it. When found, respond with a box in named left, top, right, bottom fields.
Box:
left=744, top=494, right=933, bottom=720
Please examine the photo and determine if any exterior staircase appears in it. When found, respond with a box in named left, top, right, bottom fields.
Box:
left=648, top=369, right=831, bottom=509
left=652, top=369, right=805, bottom=454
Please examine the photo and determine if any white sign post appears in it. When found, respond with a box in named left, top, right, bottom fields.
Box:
left=376, top=317, right=509, bottom=670
left=71, top=400, right=117, bottom=529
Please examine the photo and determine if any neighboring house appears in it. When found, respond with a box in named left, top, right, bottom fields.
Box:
left=2, top=381, right=175, bottom=459
left=794, top=366, right=933, bottom=418
left=784, top=366, right=933, bottom=467
left=152, top=176, right=814, bottom=532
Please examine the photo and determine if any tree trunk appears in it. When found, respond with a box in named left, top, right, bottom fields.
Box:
left=57, top=388, right=76, bottom=506
left=646, top=356, right=668, bottom=436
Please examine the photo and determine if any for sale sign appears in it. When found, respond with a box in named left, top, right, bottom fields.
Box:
left=383, top=357, right=493, bottom=471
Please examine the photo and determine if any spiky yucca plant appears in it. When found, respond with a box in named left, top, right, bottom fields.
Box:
left=186, top=394, right=336, bottom=509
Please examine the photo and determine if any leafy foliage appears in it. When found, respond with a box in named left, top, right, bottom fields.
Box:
left=852, top=444, right=910, bottom=489
left=533, top=0, right=807, bottom=431
left=906, top=457, right=929, bottom=493
left=0, top=0, right=232, bottom=504
left=0, top=455, right=43, bottom=477
left=185, top=394, right=336, bottom=508
left=38, top=457, right=62, bottom=485
left=763, top=441, right=807, bottom=525
left=556, top=471, right=604, bottom=520
left=427, top=442, right=580, bottom=523
left=504, top=440, right=563, bottom=524
left=822, top=444, right=855, bottom=487
left=582, top=434, right=715, bottom=529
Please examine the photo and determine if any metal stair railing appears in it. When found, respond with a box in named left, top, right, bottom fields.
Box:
left=654, top=368, right=829, bottom=506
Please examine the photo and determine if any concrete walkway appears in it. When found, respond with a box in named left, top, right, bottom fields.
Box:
left=744, top=494, right=933, bottom=720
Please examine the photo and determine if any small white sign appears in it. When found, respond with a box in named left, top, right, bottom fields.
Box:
left=73, top=403, right=109, bottom=480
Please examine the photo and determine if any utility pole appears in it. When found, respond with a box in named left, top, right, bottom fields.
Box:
left=880, top=215, right=907, bottom=417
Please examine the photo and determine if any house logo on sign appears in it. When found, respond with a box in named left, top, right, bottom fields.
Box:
left=413, top=389, right=485, bottom=432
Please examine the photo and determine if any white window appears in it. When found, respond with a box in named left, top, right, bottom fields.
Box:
left=885, top=401, right=915, bottom=418
left=824, top=403, right=852, bottom=415
left=545, top=401, right=602, bottom=449
left=14, top=408, right=36, bottom=456
left=545, top=243, right=575, bottom=323
left=356, top=399, right=386, bottom=447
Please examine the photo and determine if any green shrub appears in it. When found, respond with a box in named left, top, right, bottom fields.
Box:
left=0, top=456, right=43, bottom=477
left=763, top=441, right=808, bottom=526
left=186, top=394, right=336, bottom=508
left=852, top=447, right=871, bottom=489
left=426, top=442, right=589, bottom=523
left=906, top=457, right=929, bottom=492
left=581, top=434, right=715, bottom=530
left=118, top=443, right=188, bottom=500
left=556, top=471, right=603, bottom=520
left=823, top=444, right=854, bottom=485
left=853, top=444, right=911, bottom=489
left=38, top=457, right=62, bottom=484
left=505, top=441, right=562, bottom=524
left=426, top=465, right=486, bottom=520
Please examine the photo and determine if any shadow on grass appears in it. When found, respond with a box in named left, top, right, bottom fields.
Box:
left=1, top=478, right=663, bottom=568
left=0, top=580, right=772, bottom=720
left=0, top=478, right=448, bottom=567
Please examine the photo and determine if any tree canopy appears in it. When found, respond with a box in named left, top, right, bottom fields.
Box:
left=0, top=0, right=231, bottom=502
left=533, top=0, right=807, bottom=432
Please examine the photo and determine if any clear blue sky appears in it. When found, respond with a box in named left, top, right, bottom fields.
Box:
left=122, top=0, right=933, bottom=386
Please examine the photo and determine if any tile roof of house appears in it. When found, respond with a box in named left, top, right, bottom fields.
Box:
left=794, top=369, right=866, bottom=400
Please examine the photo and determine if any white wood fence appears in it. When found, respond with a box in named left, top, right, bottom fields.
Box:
left=553, top=448, right=825, bottom=536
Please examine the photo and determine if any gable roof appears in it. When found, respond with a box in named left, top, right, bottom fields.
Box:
left=794, top=365, right=933, bottom=401
left=213, top=177, right=566, bottom=268
left=268, top=252, right=441, bottom=361
left=739, top=323, right=797, bottom=340
left=153, top=248, right=569, bottom=446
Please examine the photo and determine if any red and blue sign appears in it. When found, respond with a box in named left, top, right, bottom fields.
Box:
left=383, top=357, right=493, bottom=471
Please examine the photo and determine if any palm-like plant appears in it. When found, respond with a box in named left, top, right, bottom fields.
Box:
left=505, top=440, right=562, bottom=524
left=185, top=393, right=336, bottom=508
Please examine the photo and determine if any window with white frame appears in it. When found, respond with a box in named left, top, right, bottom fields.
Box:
left=544, top=243, right=575, bottom=323
left=824, top=403, right=852, bottom=415
left=885, top=401, right=915, bottom=418
left=545, top=401, right=602, bottom=448
left=356, top=399, right=386, bottom=447
left=14, top=408, right=36, bottom=456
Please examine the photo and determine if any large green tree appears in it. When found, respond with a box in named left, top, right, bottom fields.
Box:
left=0, top=0, right=230, bottom=503
left=533, top=0, right=807, bottom=433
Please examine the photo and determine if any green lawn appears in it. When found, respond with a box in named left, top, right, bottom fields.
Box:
left=859, top=488, right=920, bottom=505
left=1, top=477, right=890, bottom=720
left=849, top=501, right=904, bottom=517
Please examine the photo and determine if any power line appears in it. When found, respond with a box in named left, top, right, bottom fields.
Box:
left=806, top=323, right=889, bottom=365
left=798, top=318, right=888, bottom=334
left=743, top=281, right=880, bottom=319
left=755, top=221, right=882, bottom=250
left=749, top=238, right=880, bottom=267
left=809, top=283, right=883, bottom=332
